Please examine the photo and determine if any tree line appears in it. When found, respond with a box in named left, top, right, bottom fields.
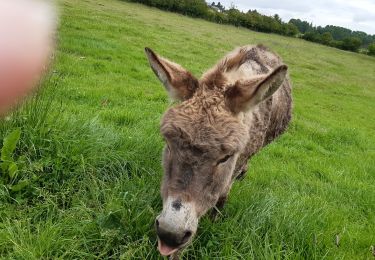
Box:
left=290, top=19, right=375, bottom=53
left=127, top=0, right=375, bottom=56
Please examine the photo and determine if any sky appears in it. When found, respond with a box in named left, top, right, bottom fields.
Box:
left=217, top=0, right=375, bottom=35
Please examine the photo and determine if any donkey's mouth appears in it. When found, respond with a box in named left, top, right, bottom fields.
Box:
left=157, top=239, right=180, bottom=256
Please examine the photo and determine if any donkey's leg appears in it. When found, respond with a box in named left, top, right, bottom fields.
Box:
left=169, top=249, right=182, bottom=260
left=209, top=195, right=227, bottom=220
left=215, top=195, right=228, bottom=209
left=236, top=163, right=249, bottom=181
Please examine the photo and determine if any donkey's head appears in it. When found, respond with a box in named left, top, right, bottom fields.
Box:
left=145, top=47, right=287, bottom=256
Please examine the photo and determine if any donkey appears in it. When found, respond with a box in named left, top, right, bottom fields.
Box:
left=145, top=44, right=292, bottom=258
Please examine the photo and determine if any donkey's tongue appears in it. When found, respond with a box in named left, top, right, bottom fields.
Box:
left=158, top=239, right=178, bottom=256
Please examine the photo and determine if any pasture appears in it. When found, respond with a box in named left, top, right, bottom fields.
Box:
left=0, top=0, right=374, bottom=258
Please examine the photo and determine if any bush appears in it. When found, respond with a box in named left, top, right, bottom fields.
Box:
left=129, top=0, right=208, bottom=18
left=339, top=37, right=362, bottom=52
left=368, top=43, right=375, bottom=56
left=283, top=23, right=299, bottom=37
left=321, top=32, right=333, bottom=45
left=302, top=31, right=321, bottom=43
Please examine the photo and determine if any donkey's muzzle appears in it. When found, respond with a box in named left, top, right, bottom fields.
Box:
left=155, top=218, right=192, bottom=248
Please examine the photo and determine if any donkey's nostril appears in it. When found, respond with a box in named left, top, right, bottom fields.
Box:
left=183, top=230, right=192, bottom=241
left=155, top=219, right=159, bottom=227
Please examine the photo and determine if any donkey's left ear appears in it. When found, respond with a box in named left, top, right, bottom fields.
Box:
left=225, top=65, right=288, bottom=113
left=145, top=47, right=199, bottom=101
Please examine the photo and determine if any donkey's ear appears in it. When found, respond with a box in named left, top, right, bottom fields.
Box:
left=225, top=65, right=288, bottom=113
left=145, top=47, right=199, bottom=101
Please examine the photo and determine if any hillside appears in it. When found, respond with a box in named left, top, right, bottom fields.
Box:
left=0, top=0, right=374, bottom=258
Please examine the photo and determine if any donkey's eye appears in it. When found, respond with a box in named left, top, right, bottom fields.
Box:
left=217, top=154, right=232, bottom=165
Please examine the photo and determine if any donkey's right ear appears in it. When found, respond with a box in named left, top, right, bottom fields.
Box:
left=145, top=47, right=199, bottom=101
left=225, top=65, right=288, bottom=113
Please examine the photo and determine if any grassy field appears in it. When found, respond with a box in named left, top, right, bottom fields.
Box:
left=0, top=0, right=374, bottom=259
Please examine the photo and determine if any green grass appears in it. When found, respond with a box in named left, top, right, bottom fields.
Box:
left=0, top=0, right=374, bottom=259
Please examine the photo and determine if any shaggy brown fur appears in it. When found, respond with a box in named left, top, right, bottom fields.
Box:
left=145, top=45, right=292, bottom=258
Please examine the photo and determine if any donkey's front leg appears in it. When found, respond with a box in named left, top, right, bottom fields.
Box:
left=169, top=249, right=182, bottom=260
left=235, top=163, right=249, bottom=181
left=210, top=194, right=228, bottom=220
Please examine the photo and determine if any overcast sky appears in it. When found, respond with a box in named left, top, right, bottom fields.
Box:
left=217, top=0, right=375, bottom=35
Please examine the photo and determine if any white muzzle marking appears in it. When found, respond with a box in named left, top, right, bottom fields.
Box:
left=158, top=197, right=198, bottom=235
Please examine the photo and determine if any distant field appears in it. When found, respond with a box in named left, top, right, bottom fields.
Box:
left=0, top=0, right=374, bottom=259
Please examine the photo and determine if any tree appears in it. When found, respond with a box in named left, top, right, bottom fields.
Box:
left=302, top=31, right=321, bottom=43
left=284, top=22, right=299, bottom=36
left=274, top=14, right=281, bottom=23
left=216, top=2, right=225, bottom=12
left=289, top=18, right=312, bottom=33
left=227, top=8, right=243, bottom=27
left=368, top=43, right=375, bottom=56
left=321, top=32, right=333, bottom=45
